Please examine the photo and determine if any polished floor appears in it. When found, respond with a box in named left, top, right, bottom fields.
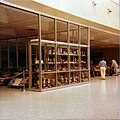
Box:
left=0, top=75, right=120, bottom=120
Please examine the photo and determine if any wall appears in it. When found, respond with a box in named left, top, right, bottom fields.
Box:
left=33, top=0, right=120, bottom=30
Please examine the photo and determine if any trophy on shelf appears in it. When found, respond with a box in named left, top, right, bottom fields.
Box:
left=64, top=77, right=68, bottom=85
left=81, top=72, right=85, bottom=79
left=73, top=77, right=76, bottom=82
left=42, top=77, right=46, bottom=88
left=51, top=79, right=55, bottom=87
left=60, top=75, right=64, bottom=85
left=48, top=49, right=52, bottom=54
left=47, top=78, right=51, bottom=88
left=75, top=76, right=79, bottom=83
left=70, top=50, right=73, bottom=55
left=70, top=77, right=73, bottom=84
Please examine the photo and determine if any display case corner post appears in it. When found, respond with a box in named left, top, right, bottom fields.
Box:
left=88, top=27, right=90, bottom=81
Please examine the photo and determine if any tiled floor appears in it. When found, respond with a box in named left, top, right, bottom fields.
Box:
left=0, top=75, right=120, bottom=120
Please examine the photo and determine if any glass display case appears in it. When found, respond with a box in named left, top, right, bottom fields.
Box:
left=31, top=42, right=40, bottom=89
left=29, top=17, right=90, bottom=91
left=81, top=47, right=88, bottom=70
left=70, top=71, right=80, bottom=84
left=57, top=72, right=69, bottom=86
left=70, top=46, right=80, bottom=71
left=57, top=44, right=68, bottom=72
left=81, top=71, right=89, bottom=82
left=42, top=73, right=56, bottom=89
left=42, top=43, right=56, bottom=73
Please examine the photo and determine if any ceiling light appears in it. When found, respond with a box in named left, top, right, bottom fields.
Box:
left=108, top=8, right=112, bottom=13
left=92, top=1, right=97, bottom=6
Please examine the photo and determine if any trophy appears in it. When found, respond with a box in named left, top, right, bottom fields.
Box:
left=61, top=76, right=64, bottom=85
left=47, top=79, right=51, bottom=88
left=64, top=77, right=68, bottom=85
left=42, top=77, right=46, bottom=88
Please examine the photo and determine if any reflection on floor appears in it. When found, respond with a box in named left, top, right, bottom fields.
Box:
left=0, top=75, right=120, bottom=119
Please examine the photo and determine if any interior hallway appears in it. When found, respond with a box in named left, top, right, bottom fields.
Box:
left=0, top=75, right=120, bottom=120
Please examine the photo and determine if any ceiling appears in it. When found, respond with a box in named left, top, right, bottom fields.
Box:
left=90, top=28, right=119, bottom=48
left=0, top=4, right=119, bottom=48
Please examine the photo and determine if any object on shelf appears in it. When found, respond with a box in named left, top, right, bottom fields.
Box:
left=42, top=74, right=56, bottom=89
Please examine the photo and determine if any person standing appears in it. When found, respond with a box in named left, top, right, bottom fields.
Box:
left=111, top=59, right=119, bottom=75
left=99, top=58, right=107, bottom=80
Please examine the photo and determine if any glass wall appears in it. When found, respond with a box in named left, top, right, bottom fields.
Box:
left=17, top=38, right=26, bottom=67
left=0, top=4, right=39, bottom=70
left=0, top=4, right=90, bottom=91
left=57, top=20, right=68, bottom=42
left=0, top=4, right=39, bottom=90
left=81, top=26, right=88, bottom=45
left=70, top=23, right=79, bottom=44
left=1, top=40, right=8, bottom=68
left=9, top=39, right=17, bottom=69
left=40, top=16, right=90, bottom=91
left=41, top=16, right=55, bottom=41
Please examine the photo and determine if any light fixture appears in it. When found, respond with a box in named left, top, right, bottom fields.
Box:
left=92, top=1, right=97, bottom=6
left=108, top=8, right=112, bottom=13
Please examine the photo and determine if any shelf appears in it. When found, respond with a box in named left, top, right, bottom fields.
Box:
left=80, top=69, right=89, bottom=71
left=57, top=70, right=69, bottom=73
left=42, top=71, right=56, bottom=74
left=57, top=54, right=68, bottom=56
left=70, top=54, right=79, bottom=56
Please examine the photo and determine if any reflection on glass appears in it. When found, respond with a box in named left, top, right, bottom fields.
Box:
left=41, top=16, right=55, bottom=41
left=70, top=46, right=79, bottom=70
left=70, top=72, right=80, bottom=84
left=81, top=71, right=89, bottom=82
left=70, top=24, right=79, bottom=44
left=9, top=39, right=17, bottom=69
left=81, top=47, right=88, bottom=69
left=57, top=45, right=68, bottom=71
left=18, top=38, right=26, bottom=67
left=1, top=40, right=8, bottom=68
left=57, top=20, right=68, bottom=42
left=31, top=43, right=39, bottom=89
left=0, top=4, right=38, bottom=39
left=81, top=26, right=88, bottom=45
left=42, top=43, right=56, bottom=72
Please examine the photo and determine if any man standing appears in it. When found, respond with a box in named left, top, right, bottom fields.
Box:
left=111, top=59, right=119, bottom=75
left=99, top=58, right=107, bottom=80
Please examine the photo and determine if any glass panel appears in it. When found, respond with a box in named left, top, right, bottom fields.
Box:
left=31, top=42, right=39, bottom=89
left=70, top=24, right=79, bottom=44
left=81, top=26, right=88, bottom=45
left=0, top=4, right=39, bottom=40
left=1, top=40, right=8, bottom=68
left=57, top=45, right=68, bottom=71
left=81, top=47, right=88, bottom=70
left=57, top=72, right=69, bottom=86
left=41, top=16, right=55, bottom=41
left=42, top=43, right=56, bottom=72
left=70, top=71, right=80, bottom=84
left=9, top=39, right=17, bottom=69
left=42, top=73, right=56, bottom=89
left=18, top=38, right=26, bottom=68
left=70, top=46, right=79, bottom=70
left=57, top=20, right=68, bottom=42
left=81, top=71, right=89, bottom=82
